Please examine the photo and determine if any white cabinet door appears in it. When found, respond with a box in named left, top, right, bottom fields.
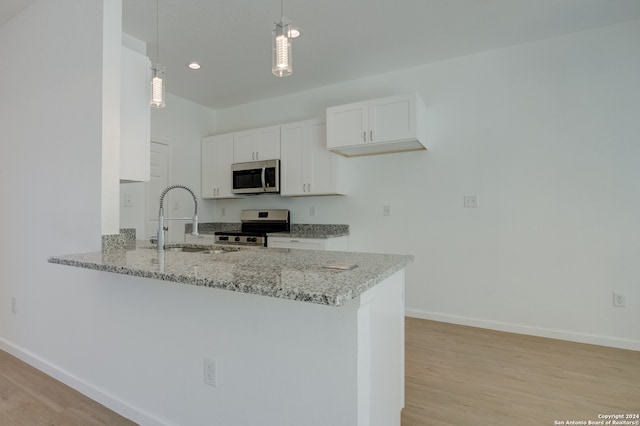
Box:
left=326, top=93, right=426, bottom=157
left=280, top=121, right=306, bottom=196
left=256, top=126, right=281, bottom=161
left=233, top=126, right=281, bottom=162
left=281, top=119, right=347, bottom=196
left=268, top=236, right=349, bottom=251
left=326, top=100, right=368, bottom=150
left=120, top=46, right=150, bottom=182
left=307, top=119, right=343, bottom=195
left=369, top=94, right=416, bottom=143
left=202, top=133, right=237, bottom=199
left=201, top=139, right=216, bottom=199
left=269, top=238, right=325, bottom=250
left=233, top=130, right=256, bottom=163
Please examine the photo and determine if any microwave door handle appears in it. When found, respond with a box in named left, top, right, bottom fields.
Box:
left=261, top=166, right=266, bottom=191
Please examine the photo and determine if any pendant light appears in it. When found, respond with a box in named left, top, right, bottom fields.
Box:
left=150, top=0, right=166, bottom=108
left=272, top=0, right=293, bottom=77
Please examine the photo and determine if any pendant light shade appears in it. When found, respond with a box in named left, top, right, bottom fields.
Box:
left=150, top=0, right=166, bottom=108
left=150, top=64, right=166, bottom=108
left=272, top=1, right=293, bottom=77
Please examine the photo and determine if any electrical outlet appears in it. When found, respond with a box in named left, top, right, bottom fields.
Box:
left=124, top=193, right=133, bottom=207
left=383, top=204, right=391, bottom=216
left=221, top=207, right=226, bottom=217
left=11, top=297, right=16, bottom=314
left=464, top=195, right=478, bottom=208
left=204, top=358, right=217, bottom=387
left=613, top=292, right=626, bottom=308
left=309, top=206, right=316, bottom=217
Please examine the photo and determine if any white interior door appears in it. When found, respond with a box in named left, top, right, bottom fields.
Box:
left=146, top=141, right=170, bottom=239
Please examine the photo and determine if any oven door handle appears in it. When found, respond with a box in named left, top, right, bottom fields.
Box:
left=261, top=166, right=266, bottom=192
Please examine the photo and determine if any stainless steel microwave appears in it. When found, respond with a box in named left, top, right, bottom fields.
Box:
left=231, top=160, right=280, bottom=194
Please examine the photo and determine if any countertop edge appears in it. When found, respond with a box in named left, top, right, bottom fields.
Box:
left=47, top=251, right=413, bottom=307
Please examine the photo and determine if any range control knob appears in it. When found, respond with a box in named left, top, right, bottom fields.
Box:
left=247, top=237, right=257, bottom=243
left=234, top=236, right=241, bottom=242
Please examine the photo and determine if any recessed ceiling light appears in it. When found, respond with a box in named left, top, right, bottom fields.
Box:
left=288, top=27, right=302, bottom=38
left=188, top=62, right=201, bottom=70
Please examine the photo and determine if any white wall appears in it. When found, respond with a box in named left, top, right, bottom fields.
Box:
left=209, top=20, right=640, bottom=350
left=100, top=0, right=122, bottom=235
left=0, top=0, right=141, bottom=417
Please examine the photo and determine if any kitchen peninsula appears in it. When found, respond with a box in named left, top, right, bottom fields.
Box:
left=49, top=243, right=413, bottom=426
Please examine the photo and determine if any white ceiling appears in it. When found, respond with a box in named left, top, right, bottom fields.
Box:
left=4, top=1, right=640, bottom=110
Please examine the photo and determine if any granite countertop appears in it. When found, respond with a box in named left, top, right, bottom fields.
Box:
left=268, top=224, right=350, bottom=239
left=48, top=242, right=412, bottom=307
left=187, top=223, right=350, bottom=239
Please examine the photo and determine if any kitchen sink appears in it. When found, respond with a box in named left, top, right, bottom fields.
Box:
left=164, top=246, right=209, bottom=253
left=159, top=245, right=243, bottom=254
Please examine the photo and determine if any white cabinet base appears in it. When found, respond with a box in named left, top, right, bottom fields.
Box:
left=268, top=236, right=349, bottom=251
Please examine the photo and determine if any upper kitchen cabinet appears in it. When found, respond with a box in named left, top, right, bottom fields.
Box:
left=202, top=133, right=238, bottom=199
left=233, top=125, right=281, bottom=163
left=326, top=93, right=427, bottom=157
left=120, top=42, right=151, bottom=182
left=281, top=119, right=347, bottom=196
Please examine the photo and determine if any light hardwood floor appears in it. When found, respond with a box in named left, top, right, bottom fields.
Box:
left=402, top=317, right=640, bottom=426
left=2, top=319, right=639, bottom=425
left=0, top=350, right=135, bottom=425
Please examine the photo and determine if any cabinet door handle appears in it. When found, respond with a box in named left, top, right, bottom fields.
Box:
left=256, top=152, right=259, bottom=160
left=363, top=131, right=366, bottom=142
left=370, top=130, right=373, bottom=141
left=307, top=183, right=311, bottom=192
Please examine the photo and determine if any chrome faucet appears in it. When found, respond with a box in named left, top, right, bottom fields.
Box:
left=157, top=184, right=199, bottom=252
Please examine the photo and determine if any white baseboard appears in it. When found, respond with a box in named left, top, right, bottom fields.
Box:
left=0, top=337, right=171, bottom=426
left=405, top=308, right=640, bottom=351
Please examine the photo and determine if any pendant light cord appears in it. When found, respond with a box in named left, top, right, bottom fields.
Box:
left=155, top=0, right=159, bottom=63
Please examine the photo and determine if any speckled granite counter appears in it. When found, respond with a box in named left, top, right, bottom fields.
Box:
left=186, top=223, right=349, bottom=238
left=48, top=242, right=412, bottom=307
left=270, top=224, right=350, bottom=239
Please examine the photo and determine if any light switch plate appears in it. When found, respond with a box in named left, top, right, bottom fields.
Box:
left=464, top=195, right=478, bottom=208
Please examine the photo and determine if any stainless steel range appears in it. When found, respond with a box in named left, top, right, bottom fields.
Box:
left=214, top=209, right=290, bottom=247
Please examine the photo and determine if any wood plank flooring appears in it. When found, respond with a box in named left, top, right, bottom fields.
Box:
left=2, top=319, right=639, bottom=425
left=402, top=317, right=640, bottom=426
left=0, top=350, right=135, bottom=425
